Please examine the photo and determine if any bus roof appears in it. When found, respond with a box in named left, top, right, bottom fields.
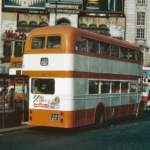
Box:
left=25, top=26, right=141, bottom=52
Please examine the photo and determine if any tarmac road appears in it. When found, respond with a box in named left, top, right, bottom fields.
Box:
left=0, top=113, right=150, bottom=150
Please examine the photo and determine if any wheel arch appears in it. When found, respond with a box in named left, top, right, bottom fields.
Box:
left=94, top=102, right=106, bottom=122
left=136, top=99, right=144, bottom=116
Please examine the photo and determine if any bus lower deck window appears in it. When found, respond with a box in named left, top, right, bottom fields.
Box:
left=121, top=82, right=128, bottom=93
left=130, top=82, right=136, bottom=92
left=112, top=81, right=120, bottom=93
left=101, top=81, right=110, bottom=93
left=89, top=80, right=99, bottom=94
left=31, top=79, right=55, bottom=94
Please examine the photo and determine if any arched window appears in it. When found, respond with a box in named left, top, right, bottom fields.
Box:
left=89, top=24, right=97, bottom=28
left=40, top=22, right=48, bottom=27
left=30, top=22, right=38, bottom=26
left=79, top=24, right=87, bottom=29
left=19, top=21, right=27, bottom=25
left=57, top=19, right=70, bottom=26
left=99, top=25, right=107, bottom=29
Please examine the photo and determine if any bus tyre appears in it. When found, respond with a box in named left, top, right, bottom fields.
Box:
left=138, top=103, right=144, bottom=119
left=95, top=107, right=105, bottom=128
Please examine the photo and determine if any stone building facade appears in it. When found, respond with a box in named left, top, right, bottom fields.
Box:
left=0, top=0, right=126, bottom=70
left=125, top=0, right=150, bottom=67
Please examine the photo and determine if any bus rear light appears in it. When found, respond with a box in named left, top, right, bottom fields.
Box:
left=30, top=116, right=32, bottom=121
left=30, top=110, right=32, bottom=114
left=60, top=118, right=63, bottom=123
left=61, top=112, right=63, bottom=116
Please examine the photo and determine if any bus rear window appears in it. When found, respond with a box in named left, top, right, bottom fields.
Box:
left=31, top=37, right=45, bottom=49
left=12, top=62, right=22, bottom=67
left=31, top=79, right=55, bottom=94
left=47, top=36, right=61, bottom=48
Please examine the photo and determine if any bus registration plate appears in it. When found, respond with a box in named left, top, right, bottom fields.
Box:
left=51, top=114, right=58, bottom=121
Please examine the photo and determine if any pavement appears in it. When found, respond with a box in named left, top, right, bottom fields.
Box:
left=0, top=125, right=36, bottom=134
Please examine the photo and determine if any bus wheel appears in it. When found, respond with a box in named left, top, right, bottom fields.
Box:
left=95, top=107, right=105, bottom=128
left=138, top=103, right=144, bottom=119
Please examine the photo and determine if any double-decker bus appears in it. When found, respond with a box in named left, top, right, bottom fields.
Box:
left=22, top=26, right=143, bottom=128
left=142, top=70, right=148, bottom=102
left=9, top=57, right=27, bottom=101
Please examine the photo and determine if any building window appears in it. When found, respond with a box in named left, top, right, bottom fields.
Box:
left=79, top=24, right=87, bottom=29
left=137, top=12, right=145, bottom=25
left=57, top=19, right=70, bottom=26
left=99, top=25, right=107, bottom=29
left=19, top=21, right=28, bottom=25
left=40, top=22, right=48, bottom=27
left=30, top=22, right=38, bottom=26
left=108, top=0, right=116, bottom=11
left=137, top=0, right=145, bottom=4
left=15, top=42, right=23, bottom=57
left=89, top=24, right=97, bottom=28
left=137, top=29, right=145, bottom=39
left=4, top=41, right=11, bottom=59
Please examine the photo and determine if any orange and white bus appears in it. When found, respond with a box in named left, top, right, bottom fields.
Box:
left=9, top=57, right=27, bottom=101
left=142, top=70, right=149, bottom=102
left=22, top=26, right=143, bottom=128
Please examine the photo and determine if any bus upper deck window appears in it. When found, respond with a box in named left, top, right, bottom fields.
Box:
left=137, top=51, right=141, bottom=61
left=75, top=37, right=87, bottom=52
left=129, top=49, right=136, bottom=60
left=31, top=37, right=45, bottom=49
left=100, top=42, right=110, bottom=55
left=47, top=36, right=61, bottom=48
left=17, top=62, right=22, bottom=67
left=121, top=48, right=128, bottom=59
left=111, top=45, right=119, bottom=57
left=88, top=39, right=99, bottom=54
left=12, top=62, right=16, bottom=67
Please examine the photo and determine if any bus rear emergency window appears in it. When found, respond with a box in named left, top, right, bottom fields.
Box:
left=47, top=36, right=61, bottom=48
left=31, top=79, right=55, bottom=94
left=31, top=37, right=45, bottom=49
